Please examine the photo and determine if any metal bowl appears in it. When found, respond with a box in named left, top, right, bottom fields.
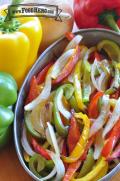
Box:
left=14, top=28, right=120, bottom=181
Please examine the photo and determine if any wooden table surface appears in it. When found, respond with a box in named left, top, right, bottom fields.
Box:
left=0, top=140, right=120, bottom=181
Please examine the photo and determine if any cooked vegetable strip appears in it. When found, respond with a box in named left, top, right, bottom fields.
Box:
left=102, top=119, right=120, bottom=157
left=103, top=97, right=120, bottom=138
left=82, top=61, right=91, bottom=103
left=78, top=149, right=95, bottom=178
left=31, top=138, right=51, bottom=160
left=52, top=46, right=80, bottom=84
left=72, top=157, right=108, bottom=181
left=89, top=95, right=110, bottom=137
left=88, top=91, right=104, bottom=119
left=63, top=159, right=81, bottom=181
left=74, top=61, right=85, bottom=111
left=107, top=143, right=120, bottom=161
left=62, top=113, right=90, bottom=163
left=53, top=84, right=74, bottom=137
left=67, top=116, right=80, bottom=154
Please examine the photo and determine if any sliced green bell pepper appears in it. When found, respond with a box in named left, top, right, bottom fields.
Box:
left=53, top=84, right=74, bottom=137
left=78, top=148, right=95, bottom=178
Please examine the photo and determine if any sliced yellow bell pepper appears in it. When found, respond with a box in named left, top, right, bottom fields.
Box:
left=72, top=157, right=108, bottom=181
left=62, top=112, right=90, bottom=163
left=73, top=61, right=85, bottom=111
left=0, top=6, right=42, bottom=87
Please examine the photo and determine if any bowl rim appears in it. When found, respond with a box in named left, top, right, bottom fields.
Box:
left=14, top=28, right=120, bottom=181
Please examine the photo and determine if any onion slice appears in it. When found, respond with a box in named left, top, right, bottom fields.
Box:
left=57, top=88, right=71, bottom=120
left=91, top=59, right=101, bottom=91
left=51, top=49, right=75, bottom=79
left=47, top=122, right=60, bottom=156
left=97, top=72, right=107, bottom=91
left=24, top=71, right=52, bottom=111
left=89, top=95, right=110, bottom=137
left=103, top=97, right=120, bottom=138
left=21, top=125, right=35, bottom=156
left=65, top=35, right=83, bottom=51
left=48, top=151, right=65, bottom=181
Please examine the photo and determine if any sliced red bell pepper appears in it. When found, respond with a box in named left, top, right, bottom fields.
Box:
left=37, top=62, right=53, bottom=85
left=52, top=46, right=80, bottom=85
left=31, top=138, right=51, bottom=160
left=67, top=116, right=80, bottom=154
left=89, top=51, right=103, bottom=63
left=65, top=32, right=75, bottom=41
left=25, top=76, right=40, bottom=105
left=94, top=52, right=103, bottom=61
left=107, top=143, right=120, bottom=161
left=62, top=159, right=81, bottom=181
left=102, top=119, right=120, bottom=158
left=88, top=91, right=104, bottom=119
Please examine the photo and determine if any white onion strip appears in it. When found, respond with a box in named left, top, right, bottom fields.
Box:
left=89, top=95, right=110, bottom=137
left=48, top=151, right=65, bottom=181
left=98, top=72, right=106, bottom=91
left=21, top=126, right=35, bottom=156
left=51, top=49, right=75, bottom=79
left=24, top=72, right=52, bottom=111
left=57, top=88, right=71, bottom=120
left=103, top=97, right=120, bottom=138
left=47, top=122, right=60, bottom=156
left=65, top=35, right=83, bottom=51
left=91, top=59, right=101, bottom=91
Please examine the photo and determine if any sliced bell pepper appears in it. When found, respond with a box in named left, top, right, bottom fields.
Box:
left=37, top=62, right=53, bottom=85
left=63, top=159, right=81, bottom=181
left=107, top=143, right=120, bottom=161
left=67, top=115, right=80, bottom=154
left=78, top=148, right=95, bottom=178
left=53, top=84, right=74, bottom=137
left=73, top=61, right=85, bottom=111
left=52, top=46, right=80, bottom=85
left=80, top=136, right=95, bottom=161
left=31, top=137, right=51, bottom=160
left=88, top=91, right=104, bottom=119
left=72, top=157, right=108, bottom=181
left=62, top=113, right=90, bottom=163
left=94, top=52, right=103, bottom=61
left=82, top=61, right=91, bottom=103
left=29, top=153, right=54, bottom=178
left=65, top=32, right=75, bottom=41
left=25, top=76, right=40, bottom=104
left=102, top=119, right=120, bottom=157
left=69, top=95, right=79, bottom=112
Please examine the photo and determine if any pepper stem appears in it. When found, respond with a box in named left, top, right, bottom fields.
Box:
left=104, top=14, right=120, bottom=33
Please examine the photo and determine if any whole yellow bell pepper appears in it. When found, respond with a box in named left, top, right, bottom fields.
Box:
left=62, top=112, right=90, bottom=163
left=0, top=5, right=42, bottom=87
left=72, top=157, right=108, bottom=181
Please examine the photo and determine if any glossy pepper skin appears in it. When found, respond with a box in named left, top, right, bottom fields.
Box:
left=0, top=72, right=17, bottom=148
left=74, top=0, right=120, bottom=32
left=0, top=6, right=42, bottom=87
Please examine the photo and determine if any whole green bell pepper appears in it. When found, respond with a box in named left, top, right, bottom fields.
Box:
left=0, top=72, right=17, bottom=106
left=0, top=72, right=17, bottom=148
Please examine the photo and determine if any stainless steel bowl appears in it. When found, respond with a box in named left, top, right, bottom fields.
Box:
left=14, top=29, right=120, bottom=181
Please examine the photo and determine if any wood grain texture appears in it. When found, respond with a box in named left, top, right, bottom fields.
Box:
left=0, top=141, right=120, bottom=181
